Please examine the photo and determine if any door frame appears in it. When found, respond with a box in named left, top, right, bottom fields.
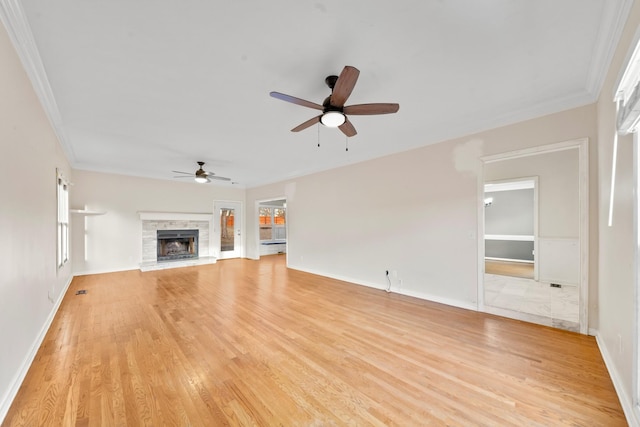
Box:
left=477, top=138, right=589, bottom=334
left=213, top=200, right=243, bottom=259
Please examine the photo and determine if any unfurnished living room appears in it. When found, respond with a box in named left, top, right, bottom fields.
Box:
left=3, top=1, right=640, bottom=425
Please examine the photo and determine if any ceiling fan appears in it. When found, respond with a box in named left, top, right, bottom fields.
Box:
left=172, top=161, right=231, bottom=184
left=270, top=65, right=399, bottom=137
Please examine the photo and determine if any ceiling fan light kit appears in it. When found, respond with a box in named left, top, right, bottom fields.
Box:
left=270, top=65, right=399, bottom=138
left=172, top=161, right=231, bottom=184
left=194, top=176, right=209, bottom=184
left=320, top=111, right=346, bottom=127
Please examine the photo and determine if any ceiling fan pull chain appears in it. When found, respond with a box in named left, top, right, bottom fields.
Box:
left=345, top=135, right=349, bottom=151
left=317, top=123, right=320, bottom=147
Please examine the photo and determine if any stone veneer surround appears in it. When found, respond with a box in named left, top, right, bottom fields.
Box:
left=139, top=212, right=215, bottom=271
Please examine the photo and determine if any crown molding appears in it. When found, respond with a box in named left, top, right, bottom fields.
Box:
left=0, top=0, right=76, bottom=164
left=585, top=0, right=635, bottom=100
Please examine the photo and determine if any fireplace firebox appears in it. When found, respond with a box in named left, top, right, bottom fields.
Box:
left=157, top=229, right=199, bottom=262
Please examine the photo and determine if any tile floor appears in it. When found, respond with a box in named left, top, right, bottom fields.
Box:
left=484, top=273, right=580, bottom=332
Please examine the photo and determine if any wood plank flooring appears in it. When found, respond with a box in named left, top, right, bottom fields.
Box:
left=3, top=256, right=625, bottom=426
left=485, top=259, right=535, bottom=279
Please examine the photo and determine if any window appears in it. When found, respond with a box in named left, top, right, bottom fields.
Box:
left=259, top=205, right=286, bottom=241
left=57, top=171, right=69, bottom=268
left=616, top=33, right=640, bottom=420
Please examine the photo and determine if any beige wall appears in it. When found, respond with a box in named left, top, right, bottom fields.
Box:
left=0, top=22, right=73, bottom=419
left=247, top=104, right=597, bottom=310
left=70, top=170, right=246, bottom=274
left=596, top=0, right=640, bottom=419
left=485, top=148, right=580, bottom=239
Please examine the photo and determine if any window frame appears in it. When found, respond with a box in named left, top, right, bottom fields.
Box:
left=259, top=204, right=286, bottom=243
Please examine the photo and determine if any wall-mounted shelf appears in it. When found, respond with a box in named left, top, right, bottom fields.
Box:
left=70, top=209, right=106, bottom=216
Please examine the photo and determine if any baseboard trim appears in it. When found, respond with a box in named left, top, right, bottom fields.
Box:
left=288, top=265, right=477, bottom=312
left=594, top=331, right=640, bottom=427
left=73, top=266, right=139, bottom=276
left=0, top=274, right=74, bottom=424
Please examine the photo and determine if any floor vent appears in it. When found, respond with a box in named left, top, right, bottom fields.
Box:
left=76, top=290, right=87, bottom=295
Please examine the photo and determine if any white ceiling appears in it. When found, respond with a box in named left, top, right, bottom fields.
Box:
left=2, top=0, right=632, bottom=187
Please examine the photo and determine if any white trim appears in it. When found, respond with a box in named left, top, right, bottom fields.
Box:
left=138, top=211, right=213, bottom=221
left=588, top=0, right=634, bottom=99
left=74, top=266, right=140, bottom=276
left=481, top=139, right=584, bottom=163
left=70, top=209, right=106, bottom=216
left=484, top=234, right=534, bottom=242
left=0, top=0, right=75, bottom=163
left=477, top=161, right=486, bottom=311
left=213, top=201, right=244, bottom=259
left=289, top=265, right=478, bottom=312
left=595, top=332, right=640, bottom=427
left=614, top=10, right=640, bottom=100
left=634, top=132, right=640, bottom=419
left=0, top=274, right=73, bottom=424
left=609, top=127, right=619, bottom=226
left=485, top=257, right=534, bottom=264
left=485, top=180, right=535, bottom=192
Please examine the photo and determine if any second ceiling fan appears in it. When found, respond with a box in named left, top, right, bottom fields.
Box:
left=270, top=66, right=399, bottom=137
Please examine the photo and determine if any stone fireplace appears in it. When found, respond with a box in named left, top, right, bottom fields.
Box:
left=157, top=229, right=199, bottom=261
left=139, top=212, right=215, bottom=271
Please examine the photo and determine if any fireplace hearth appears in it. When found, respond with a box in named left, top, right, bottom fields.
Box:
left=157, top=229, right=199, bottom=262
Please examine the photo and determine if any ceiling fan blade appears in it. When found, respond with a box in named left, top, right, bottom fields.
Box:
left=171, top=170, right=193, bottom=175
left=339, top=118, right=357, bottom=137
left=202, top=171, right=230, bottom=181
left=291, top=115, right=321, bottom=132
left=330, top=66, right=360, bottom=108
left=343, top=103, right=399, bottom=115
left=270, top=92, right=324, bottom=111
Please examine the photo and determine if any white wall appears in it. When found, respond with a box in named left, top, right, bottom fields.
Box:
left=596, top=1, right=640, bottom=423
left=247, top=104, right=597, bottom=310
left=0, top=21, right=73, bottom=421
left=70, top=170, right=246, bottom=274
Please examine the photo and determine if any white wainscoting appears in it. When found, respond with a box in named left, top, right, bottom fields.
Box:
left=538, top=237, right=580, bottom=285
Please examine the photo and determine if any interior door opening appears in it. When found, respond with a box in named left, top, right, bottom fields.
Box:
left=479, top=140, right=588, bottom=334
left=257, top=198, right=287, bottom=259
left=484, top=178, right=537, bottom=281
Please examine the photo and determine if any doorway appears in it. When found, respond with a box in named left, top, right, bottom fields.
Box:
left=484, top=178, right=538, bottom=280
left=214, top=201, right=242, bottom=259
left=479, top=138, right=589, bottom=333
left=257, top=198, right=287, bottom=259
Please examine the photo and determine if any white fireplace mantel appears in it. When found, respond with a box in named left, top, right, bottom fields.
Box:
left=138, top=211, right=213, bottom=221
left=139, top=211, right=216, bottom=271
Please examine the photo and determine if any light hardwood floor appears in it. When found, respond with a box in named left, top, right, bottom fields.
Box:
left=485, top=259, right=534, bottom=279
left=3, top=256, right=625, bottom=426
